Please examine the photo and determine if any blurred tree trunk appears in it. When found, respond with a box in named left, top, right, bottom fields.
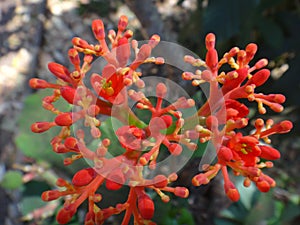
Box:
left=125, top=0, right=175, bottom=41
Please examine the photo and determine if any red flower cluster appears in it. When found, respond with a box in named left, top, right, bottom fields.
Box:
left=183, top=33, right=293, bottom=201
left=29, top=15, right=292, bottom=224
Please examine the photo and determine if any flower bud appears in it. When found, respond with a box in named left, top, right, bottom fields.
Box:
left=64, top=137, right=79, bottom=151
left=68, top=48, right=80, bottom=66
left=156, top=83, right=167, bottom=98
left=205, top=33, right=216, bottom=50
left=192, top=174, right=209, bottom=186
left=31, top=122, right=55, bottom=133
left=55, top=112, right=74, bottom=126
left=60, top=86, right=77, bottom=104
left=72, top=168, right=97, bottom=186
left=259, top=145, right=280, bottom=160
left=138, top=194, right=155, bottom=220
left=56, top=205, right=76, bottom=225
left=118, top=15, right=128, bottom=32
left=226, top=188, right=240, bottom=202
left=29, top=78, right=56, bottom=89
left=174, top=187, right=189, bottom=198
left=48, top=62, right=71, bottom=82
left=153, top=175, right=168, bottom=188
left=245, top=43, right=257, bottom=61
left=248, top=69, right=270, bottom=87
left=92, top=19, right=105, bottom=40
left=105, top=169, right=125, bottom=191
left=168, top=143, right=182, bottom=156
left=256, top=180, right=270, bottom=192
left=41, top=190, right=61, bottom=201
left=217, top=146, right=233, bottom=162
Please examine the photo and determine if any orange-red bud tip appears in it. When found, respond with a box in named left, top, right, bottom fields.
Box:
left=56, top=205, right=76, bottom=225
left=92, top=19, right=105, bottom=40
left=174, top=187, right=189, bottom=198
left=168, top=143, right=182, bottom=156
left=55, top=112, right=74, bottom=126
left=256, top=180, right=271, bottom=192
left=31, top=122, right=55, bottom=133
left=41, top=190, right=61, bottom=201
left=205, top=33, right=216, bottom=50
left=226, top=188, right=240, bottom=202
left=259, top=145, right=280, bottom=160
left=192, top=174, right=209, bottom=186
left=156, top=83, right=167, bottom=98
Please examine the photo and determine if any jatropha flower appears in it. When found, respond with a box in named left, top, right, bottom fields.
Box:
left=183, top=33, right=293, bottom=201
left=28, top=15, right=292, bottom=225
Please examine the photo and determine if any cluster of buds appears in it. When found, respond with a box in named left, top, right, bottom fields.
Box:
left=183, top=33, right=293, bottom=201
left=29, top=15, right=292, bottom=224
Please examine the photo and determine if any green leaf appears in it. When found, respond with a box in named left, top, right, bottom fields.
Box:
left=0, top=170, right=23, bottom=190
left=257, top=18, right=284, bottom=49
left=177, top=208, right=195, bottom=225
left=19, top=181, right=51, bottom=215
left=203, top=0, right=259, bottom=42
left=15, top=90, right=81, bottom=173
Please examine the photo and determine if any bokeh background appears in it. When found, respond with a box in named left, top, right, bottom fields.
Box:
left=0, top=0, right=299, bottom=224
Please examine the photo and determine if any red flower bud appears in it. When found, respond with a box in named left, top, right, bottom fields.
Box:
left=153, top=175, right=168, bottom=188
left=92, top=19, right=105, bottom=40
left=256, top=180, right=270, bottom=192
left=64, top=137, right=79, bottom=151
left=174, top=187, right=189, bottom=198
left=206, top=49, right=218, bottom=72
left=222, top=68, right=248, bottom=93
left=72, top=37, right=91, bottom=49
left=56, top=205, right=76, bottom=225
left=48, top=62, right=71, bottom=83
left=218, top=146, right=233, bottom=162
left=72, top=168, right=97, bottom=186
left=31, top=122, right=55, bottom=133
left=68, top=48, right=80, bottom=66
left=156, top=83, right=167, bottom=99
left=245, top=43, right=257, bottom=61
left=60, top=86, right=77, bottom=104
left=84, top=211, right=95, bottom=225
left=55, top=112, right=74, bottom=126
left=149, top=34, right=160, bottom=48
left=29, top=78, right=58, bottom=89
left=105, top=169, right=125, bottom=190
left=168, top=143, right=182, bottom=156
left=224, top=180, right=240, bottom=202
left=259, top=145, right=280, bottom=160
left=248, top=69, right=270, bottom=87
left=138, top=44, right=151, bottom=61
left=138, top=194, right=155, bottom=220
left=192, top=174, right=209, bottom=186
left=205, top=33, right=216, bottom=50
left=118, top=15, right=128, bottom=32
left=226, top=188, right=240, bottom=202
left=41, top=190, right=61, bottom=201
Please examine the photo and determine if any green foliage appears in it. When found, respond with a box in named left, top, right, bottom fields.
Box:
left=20, top=181, right=51, bottom=215
left=15, top=90, right=81, bottom=173
left=215, top=177, right=300, bottom=225
left=0, top=170, right=23, bottom=190
left=154, top=196, right=195, bottom=225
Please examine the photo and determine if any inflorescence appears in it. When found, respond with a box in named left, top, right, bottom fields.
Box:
left=29, top=15, right=293, bottom=224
